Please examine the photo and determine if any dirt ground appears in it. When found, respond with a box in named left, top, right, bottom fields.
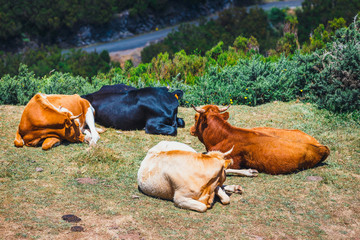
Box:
left=109, top=47, right=144, bottom=68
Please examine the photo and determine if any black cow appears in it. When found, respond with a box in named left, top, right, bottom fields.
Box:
left=82, top=84, right=185, bottom=136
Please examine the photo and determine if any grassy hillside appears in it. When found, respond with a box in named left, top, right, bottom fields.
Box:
left=0, top=102, right=359, bottom=239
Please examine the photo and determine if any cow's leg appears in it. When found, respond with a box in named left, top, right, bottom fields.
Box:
left=225, top=169, right=258, bottom=177
left=14, top=129, right=24, bottom=147
left=222, top=185, right=243, bottom=195
left=83, top=130, right=92, bottom=143
left=42, top=137, right=61, bottom=150
left=85, top=106, right=100, bottom=146
left=215, top=186, right=230, bottom=205
left=95, top=127, right=106, bottom=133
left=145, top=118, right=177, bottom=136
left=173, top=192, right=207, bottom=213
left=177, top=117, right=185, bottom=128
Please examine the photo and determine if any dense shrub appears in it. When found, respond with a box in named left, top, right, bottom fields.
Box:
left=296, top=0, right=360, bottom=43
left=141, top=7, right=279, bottom=62
left=182, top=54, right=312, bottom=107
left=0, top=0, right=118, bottom=42
left=0, top=64, right=96, bottom=105
left=0, top=47, right=113, bottom=78
left=0, top=0, right=211, bottom=45
left=301, top=17, right=347, bottom=53
left=309, top=19, right=360, bottom=112
left=1, top=20, right=358, bottom=118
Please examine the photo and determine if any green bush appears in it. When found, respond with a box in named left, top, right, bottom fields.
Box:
left=181, top=53, right=313, bottom=107
left=296, top=0, right=360, bottom=43
left=309, top=19, right=360, bottom=112
left=141, top=7, right=279, bottom=62
left=0, top=65, right=38, bottom=105
left=302, top=18, right=347, bottom=53
left=1, top=20, right=358, bottom=118
left=0, top=47, right=112, bottom=79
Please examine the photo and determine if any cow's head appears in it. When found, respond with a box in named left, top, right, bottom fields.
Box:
left=63, top=112, right=84, bottom=142
left=206, top=146, right=234, bottom=169
left=190, top=104, right=230, bottom=139
left=172, top=90, right=183, bottom=100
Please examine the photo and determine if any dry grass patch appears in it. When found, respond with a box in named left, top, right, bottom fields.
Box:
left=0, top=102, right=359, bottom=239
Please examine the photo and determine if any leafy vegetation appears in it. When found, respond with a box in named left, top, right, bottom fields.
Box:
left=296, top=0, right=360, bottom=43
left=0, top=0, right=229, bottom=46
left=0, top=47, right=114, bottom=78
left=1, top=18, right=359, bottom=117
left=141, top=6, right=280, bottom=62
left=309, top=20, right=360, bottom=112
left=0, top=3, right=359, bottom=117
left=0, top=0, right=118, bottom=42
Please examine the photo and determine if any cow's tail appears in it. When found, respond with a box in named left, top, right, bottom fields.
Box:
left=14, top=128, right=24, bottom=147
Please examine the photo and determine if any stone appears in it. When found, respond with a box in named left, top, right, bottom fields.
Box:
left=62, top=214, right=82, bottom=223
left=71, top=226, right=84, bottom=232
left=306, top=176, right=323, bottom=182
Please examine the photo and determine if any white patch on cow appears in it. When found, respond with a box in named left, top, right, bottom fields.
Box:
left=215, top=186, right=230, bottom=205
left=85, top=106, right=100, bottom=146
left=83, top=129, right=92, bottom=143
left=148, top=141, right=197, bottom=154
left=39, top=93, right=76, bottom=118
left=39, top=93, right=47, bottom=98
left=222, top=185, right=243, bottom=194
left=225, top=169, right=258, bottom=177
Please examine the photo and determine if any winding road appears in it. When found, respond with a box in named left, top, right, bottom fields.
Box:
left=80, top=0, right=304, bottom=53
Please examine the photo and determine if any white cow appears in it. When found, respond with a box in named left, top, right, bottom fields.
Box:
left=137, top=141, right=244, bottom=212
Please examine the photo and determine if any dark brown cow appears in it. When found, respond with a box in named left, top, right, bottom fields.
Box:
left=190, top=105, right=330, bottom=174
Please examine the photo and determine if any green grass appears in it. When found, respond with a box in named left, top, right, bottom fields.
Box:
left=0, top=102, right=359, bottom=239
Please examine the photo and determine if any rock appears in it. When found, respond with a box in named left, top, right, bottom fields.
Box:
left=71, top=226, right=84, bottom=232
left=306, top=176, right=323, bottom=182
left=132, top=195, right=140, bottom=199
left=35, top=167, right=43, bottom=172
left=62, top=214, right=82, bottom=223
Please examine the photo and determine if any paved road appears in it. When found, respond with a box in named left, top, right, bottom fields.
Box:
left=80, top=0, right=304, bottom=53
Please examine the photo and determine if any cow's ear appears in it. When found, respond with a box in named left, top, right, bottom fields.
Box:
left=172, top=90, right=183, bottom=100
left=221, top=112, right=229, bottom=120
left=64, top=118, right=72, bottom=128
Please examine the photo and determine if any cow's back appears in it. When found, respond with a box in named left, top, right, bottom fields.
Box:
left=83, top=87, right=179, bottom=130
left=138, top=149, right=225, bottom=200
left=16, top=94, right=90, bottom=147
left=45, top=94, right=90, bottom=127
left=218, top=131, right=330, bottom=174
left=251, top=127, right=321, bottom=145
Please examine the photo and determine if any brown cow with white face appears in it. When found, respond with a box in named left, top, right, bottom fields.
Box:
left=190, top=105, right=330, bottom=175
left=14, top=93, right=102, bottom=150
left=137, top=141, right=243, bottom=212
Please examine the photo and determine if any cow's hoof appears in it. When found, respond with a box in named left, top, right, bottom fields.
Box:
left=250, top=169, right=259, bottom=177
left=84, top=135, right=92, bottom=144
left=89, top=140, right=96, bottom=147
left=233, top=185, right=243, bottom=195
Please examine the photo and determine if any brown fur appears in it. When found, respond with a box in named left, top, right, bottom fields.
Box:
left=190, top=105, right=330, bottom=174
left=14, top=93, right=91, bottom=150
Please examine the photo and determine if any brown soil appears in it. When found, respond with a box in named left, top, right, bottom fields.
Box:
left=109, top=47, right=144, bottom=68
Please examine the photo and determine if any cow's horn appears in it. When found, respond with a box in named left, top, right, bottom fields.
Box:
left=223, top=146, right=234, bottom=156
left=191, top=104, right=205, bottom=113
left=219, top=104, right=230, bottom=112
left=70, top=113, right=82, bottom=120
